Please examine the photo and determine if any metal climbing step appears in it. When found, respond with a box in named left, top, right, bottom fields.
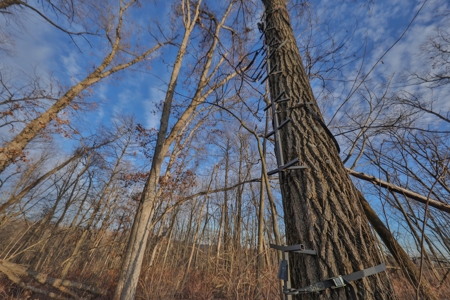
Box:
left=267, top=158, right=306, bottom=175
left=265, top=118, right=291, bottom=138
left=270, top=244, right=317, bottom=255
left=264, top=92, right=289, bottom=111
left=269, top=243, right=317, bottom=285
left=261, top=63, right=279, bottom=83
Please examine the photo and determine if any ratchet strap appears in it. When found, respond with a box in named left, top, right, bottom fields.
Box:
left=286, top=263, right=386, bottom=300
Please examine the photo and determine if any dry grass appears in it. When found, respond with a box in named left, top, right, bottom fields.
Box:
left=1, top=262, right=449, bottom=299
left=1, top=221, right=449, bottom=299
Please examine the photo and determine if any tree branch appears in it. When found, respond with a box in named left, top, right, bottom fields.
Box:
left=347, top=168, right=450, bottom=214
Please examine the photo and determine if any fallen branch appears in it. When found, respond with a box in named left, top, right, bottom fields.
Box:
left=0, top=259, right=105, bottom=299
left=26, top=269, right=105, bottom=296
left=0, top=260, right=69, bottom=299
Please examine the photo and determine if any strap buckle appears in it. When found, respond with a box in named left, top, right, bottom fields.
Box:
left=330, top=275, right=346, bottom=289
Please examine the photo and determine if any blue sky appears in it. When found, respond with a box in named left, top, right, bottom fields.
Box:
left=1, top=0, right=449, bottom=257
left=302, top=0, right=449, bottom=112
left=1, top=0, right=448, bottom=174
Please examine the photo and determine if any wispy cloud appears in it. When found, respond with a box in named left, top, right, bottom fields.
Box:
left=144, top=86, right=165, bottom=129
left=1, top=10, right=57, bottom=74
left=62, top=51, right=82, bottom=82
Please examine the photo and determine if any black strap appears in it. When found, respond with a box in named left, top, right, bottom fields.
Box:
left=305, top=106, right=340, bottom=153
left=343, top=278, right=357, bottom=300
left=286, top=263, right=386, bottom=296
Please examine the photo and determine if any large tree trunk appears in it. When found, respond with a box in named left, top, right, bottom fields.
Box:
left=260, top=0, right=396, bottom=299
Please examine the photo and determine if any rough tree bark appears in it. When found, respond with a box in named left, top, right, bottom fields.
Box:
left=260, top=0, right=396, bottom=299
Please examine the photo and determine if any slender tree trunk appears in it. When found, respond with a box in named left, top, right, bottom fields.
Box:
left=0, top=142, right=108, bottom=214
left=261, top=0, right=396, bottom=299
left=148, top=215, right=166, bottom=269
left=255, top=114, right=270, bottom=299
left=14, top=164, right=82, bottom=263
left=59, top=190, right=114, bottom=280
left=113, top=5, right=200, bottom=295
left=401, top=198, right=439, bottom=272
left=35, top=175, right=93, bottom=270
left=161, top=210, right=178, bottom=270
left=114, top=2, right=236, bottom=297
left=90, top=195, right=120, bottom=253
left=58, top=139, right=127, bottom=279
left=180, top=199, right=206, bottom=289
left=216, top=195, right=225, bottom=268
left=255, top=175, right=266, bottom=299
left=233, top=142, right=243, bottom=252
left=428, top=213, right=450, bottom=255
left=231, top=138, right=246, bottom=273
left=261, top=109, right=282, bottom=254
left=223, top=139, right=230, bottom=265
left=30, top=167, right=88, bottom=268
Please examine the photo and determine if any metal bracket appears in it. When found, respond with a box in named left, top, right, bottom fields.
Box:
left=331, top=276, right=346, bottom=289
left=278, top=260, right=289, bottom=281
left=270, top=243, right=316, bottom=255
left=266, top=118, right=291, bottom=137
left=276, top=97, right=290, bottom=103
left=263, top=103, right=272, bottom=111
left=274, top=91, right=285, bottom=102
left=270, top=243, right=317, bottom=300
left=268, top=40, right=287, bottom=59
left=268, top=158, right=307, bottom=175
left=260, top=63, right=279, bottom=83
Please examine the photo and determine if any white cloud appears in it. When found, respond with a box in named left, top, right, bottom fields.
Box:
left=0, top=9, right=57, bottom=76
left=62, top=51, right=82, bottom=81
left=143, top=87, right=165, bottom=129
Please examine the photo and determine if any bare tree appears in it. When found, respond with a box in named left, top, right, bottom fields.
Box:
left=114, top=1, right=243, bottom=297
left=259, top=0, right=395, bottom=299
left=0, top=0, right=170, bottom=173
